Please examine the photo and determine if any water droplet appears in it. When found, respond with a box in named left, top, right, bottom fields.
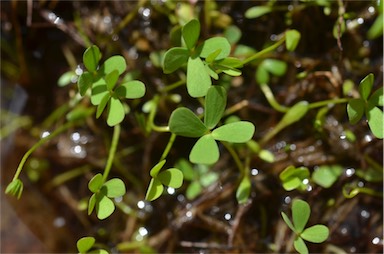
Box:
left=284, top=196, right=291, bottom=204
left=41, top=131, right=50, bottom=138
left=275, top=141, right=286, bottom=150
left=287, top=5, right=293, bottom=11
left=372, top=237, right=381, bottom=245
left=71, top=132, right=80, bottom=142
left=167, top=187, right=175, bottom=195
left=137, top=200, right=145, bottom=209
left=103, top=16, right=111, bottom=24
left=357, top=18, right=364, bottom=24
left=302, top=179, right=309, bottom=185
left=289, top=144, right=296, bottom=151
left=360, top=209, right=370, bottom=219
left=75, top=65, right=83, bottom=76
left=112, top=34, right=119, bottom=41
left=270, top=34, right=278, bottom=41
left=196, top=107, right=204, bottom=115
left=138, top=227, right=148, bottom=236
left=357, top=181, right=364, bottom=187
left=364, top=134, right=373, bottom=143
left=368, top=6, right=375, bottom=13
left=186, top=211, right=193, bottom=218
left=224, top=213, right=232, bottom=221
left=53, top=217, right=65, bottom=228
left=251, top=168, right=259, bottom=176
left=345, top=168, right=355, bottom=177
left=114, top=196, right=123, bottom=202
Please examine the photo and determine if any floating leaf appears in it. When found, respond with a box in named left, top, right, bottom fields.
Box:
left=158, top=168, right=183, bottom=188
left=83, top=45, right=101, bottom=72
left=292, top=199, right=310, bottom=233
left=182, top=19, right=200, bottom=50
left=163, top=47, right=190, bottom=74
left=88, top=173, right=103, bottom=193
left=101, top=55, right=127, bottom=75
left=103, top=178, right=126, bottom=198
left=187, top=57, right=211, bottom=97
left=78, top=72, right=94, bottom=96
left=204, top=86, right=227, bottom=129
left=312, top=165, right=343, bottom=188
left=286, top=29, right=301, bottom=51
left=366, top=103, right=384, bottom=139
left=106, top=97, right=125, bottom=126
left=236, top=175, right=251, bottom=204
left=169, top=107, right=208, bottom=137
left=294, top=237, right=308, bottom=254
left=359, top=73, right=374, bottom=100
left=212, top=121, right=255, bottom=143
left=189, top=135, right=219, bottom=165
left=198, top=37, right=231, bottom=60
left=245, top=6, right=272, bottom=19
left=145, top=178, right=164, bottom=201
left=301, top=225, right=329, bottom=243
left=96, top=194, right=115, bottom=220
left=77, top=236, right=95, bottom=253
left=115, top=80, right=146, bottom=99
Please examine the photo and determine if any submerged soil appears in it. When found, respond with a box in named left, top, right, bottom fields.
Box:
left=1, top=1, right=383, bottom=253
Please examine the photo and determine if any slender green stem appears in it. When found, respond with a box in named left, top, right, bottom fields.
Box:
left=259, top=83, right=289, bottom=113
left=48, top=165, right=91, bottom=188
left=221, top=142, right=244, bottom=174
left=241, top=35, right=286, bottom=65
left=308, top=98, right=349, bottom=109
left=102, top=124, right=121, bottom=183
left=160, top=133, right=177, bottom=161
left=12, top=121, right=75, bottom=181
left=160, top=79, right=186, bottom=93
left=147, top=95, right=170, bottom=133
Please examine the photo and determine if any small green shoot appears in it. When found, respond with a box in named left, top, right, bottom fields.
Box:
left=5, top=179, right=23, bottom=199
left=281, top=199, right=329, bottom=254
left=312, top=165, right=343, bottom=188
left=280, top=166, right=310, bottom=191
left=77, top=236, right=108, bottom=254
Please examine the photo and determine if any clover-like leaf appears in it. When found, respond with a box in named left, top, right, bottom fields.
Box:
left=224, top=25, right=242, bottom=45
left=347, top=98, right=365, bottom=124
left=115, top=80, right=146, bottom=99
left=280, top=166, right=310, bottom=191
left=106, top=96, right=125, bottom=126
left=105, top=70, right=119, bottom=91
left=150, top=160, right=167, bottom=178
left=187, top=56, right=211, bottom=97
left=212, top=121, right=255, bottom=143
left=186, top=181, right=202, bottom=199
left=145, top=178, right=164, bottom=201
left=312, top=165, right=343, bottom=188
left=366, top=103, right=384, bottom=139
left=301, top=225, right=329, bottom=243
left=261, top=59, right=287, bottom=76
left=101, top=55, right=127, bottom=75
left=286, top=29, right=301, bottom=51
left=204, top=86, right=227, bottom=129
left=158, top=168, right=183, bottom=188
left=103, top=178, right=126, bottom=198
left=96, top=193, right=115, bottom=220
left=83, top=45, right=101, bottom=72
left=78, top=72, right=94, bottom=96
left=281, top=101, right=309, bottom=126
left=91, top=79, right=108, bottom=105
left=236, top=175, right=251, bottom=204
left=88, top=193, right=97, bottom=215
left=5, top=179, right=23, bottom=199
left=294, top=237, right=309, bottom=254
left=163, top=47, right=190, bottom=74
left=198, top=37, right=231, bottom=60
left=359, top=73, right=374, bottom=101
left=88, top=173, right=104, bottom=193
left=245, top=6, right=272, bottom=19
left=190, top=134, right=219, bottom=165
left=369, top=87, right=383, bottom=107
left=256, top=65, right=270, bottom=84
left=169, top=107, right=208, bottom=137
left=96, top=93, right=110, bottom=119
left=77, top=236, right=96, bottom=254
left=182, top=19, right=200, bottom=50
left=206, top=49, right=222, bottom=63
left=281, top=212, right=295, bottom=232
left=292, top=199, right=310, bottom=233
left=175, top=158, right=196, bottom=181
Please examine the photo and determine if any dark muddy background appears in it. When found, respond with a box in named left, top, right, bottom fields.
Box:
left=1, top=1, right=383, bottom=253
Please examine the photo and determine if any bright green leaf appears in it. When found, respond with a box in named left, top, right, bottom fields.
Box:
left=367, top=13, right=383, bottom=39
left=186, top=181, right=202, bottom=199
left=150, top=160, right=167, bottom=178
left=58, top=71, right=75, bottom=87
left=5, top=179, right=23, bottom=199
left=258, top=149, right=275, bottom=163
left=281, top=212, right=295, bottom=232
left=187, top=57, right=211, bottom=97
left=198, top=37, right=231, bottom=60
left=256, top=65, right=269, bottom=84
left=105, top=70, right=119, bottom=91
left=200, top=171, right=218, bottom=187
left=262, top=59, right=287, bottom=76
left=292, top=199, right=310, bottom=233
left=347, top=98, right=365, bottom=124
left=88, top=193, right=97, bottom=215
left=83, top=45, right=101, bottom=72
left=206, top=49, right=222, bottom=63
left=245, top=6, right=272, bottom=19
left=286, top=29, right=301, bottom=51
left=204, top=86, right=227, bottom=129
left=280, top=166, right=310, bottom=191
left=78, top=72, right=94, bottom=96
left=96, top=194, right=115, bottom=220
left=106, top=97, right=125, bottom=126
left=212, top=121, right=255, bottom=143
left=169, top=107, right=208, bottom=137
left=77, top=236, right=95, bottom=253
left=366, top=103, right=384, bottom=139
left=294, top=237, right=309, bottom=254
left=216, top=57, right=243, bottom=68
left=115, top=80, right=146, bottom=99
left=175, top=159, right=195, bottom=180
left=205, top=64, right=219, bottom=80
left=236, top=175, right=251, bottom=204
left=359, top=73, right=374, bottom=100
left=145, top=178, right=164, bottom=201
left=369, top=87, right=383, bottom=107
left=222, top=68, right=242, bottom=76
left=103, top=178, right=126, bottom=198
left=96, top=93, right=110, bottom=119
left=158, top=168, right=183, bottom=188
left=163, top=47, right=190, bottom=74
left=91, top=79, right=108, bottom=105
left=281, top=101, right=309, bottom=126
left=88, top=173, right=103, bottom=193
left=190, top=135, right=219, bottom=165
left=101, top=55, right=127, bottom=75
left=182, top=19, right=200, bottom=50
left=224, top=25, right=242, bottom=45
left=301, top=225, right=329, bottom=243
left=312, top=165, right=343, bottom=188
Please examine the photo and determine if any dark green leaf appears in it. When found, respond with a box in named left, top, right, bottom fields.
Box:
left=101, top=55, right=126, bottom=75
left=169, top=107, right=208, bottom=137
left=312, top=165, right=343, bottom=188
left=83, top=45, right=101, bottom=72
left=366, top=103, right=383, bottom=139
left=88, top=193, right=96, bottom=215
left=158, top=168, right=183, bottom=188
left=245, top=6, right=272, bottom=19
left=187, top=57, right=211, bottom=97
left=355, top=167, right=383, bottom=182
left=189, top=134, right=219, bottom=165
left=96, top=194, right=115, bottom=220
left=294, top=237, right=308, bottom=254
left=77, top=236, right=95, bottom=253
left=369, top=87, right=383, bottom=106
left=163, top=47, right=190, bottom=74
left=78, top=72, right=94, bottom=96
left=286, top=29, right=301, bottom=51
left=150, top=160, right=166, bottom=178
left=145, top=178, right=164, bottom=201
left=106, top=97, right=125, bottom=126
left=359, top=73, right=374, bottom=100
left=88, top=173, right=103, bottom=193
left=301, top=225, right=329, bottom=243
left=292, top=199, right=310, bottom=233
left=115, top=80, right=146, bottom=99
left=236, top=175, right=251, bottom=204
left=212, top=121, right=255, bottom=143
left=198, top=37, right=231, bottom=60
left=347, top=98, right=365, bottom=124
left=103, top=178, right=126, bottom=198
left=204, top=86, right=227, bottom=129
left=182, top=19, right=200, bottom=50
